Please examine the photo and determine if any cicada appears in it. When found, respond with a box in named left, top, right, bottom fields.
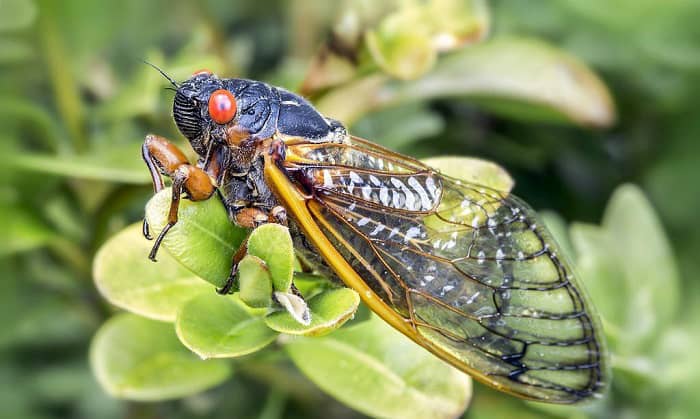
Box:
left=142, top=68, right=608, bottom=404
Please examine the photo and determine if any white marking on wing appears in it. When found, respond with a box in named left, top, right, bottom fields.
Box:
left=379, top=186, right=390, bottom=206
left=357, top=217, right=371, bottom=227
left=408, top=176, right=431, bottom=210
left=369, top=224, right=385, bottom=236
left=361, top=184, right=372, bottom=200
left=404, top=226, right=421, bottom=243
left=322, top=169, right=333, bottom=188
left=391, top=190, right=402, bottom=208
left=390, top=178, right=415, bottom=210
left=349, top=171, right=362, bottom=184
left=425, top=176, right=438, bottom=199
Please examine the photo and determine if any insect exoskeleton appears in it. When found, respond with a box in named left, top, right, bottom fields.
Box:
left=141, top=67, right=609, bottom=404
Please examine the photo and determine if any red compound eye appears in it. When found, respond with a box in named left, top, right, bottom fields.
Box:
left=192, top=68, right=212, bottom=76
left=208, top=89, right=237, bottom=124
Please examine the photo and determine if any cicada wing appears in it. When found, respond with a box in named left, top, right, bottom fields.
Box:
left=269, top=136, right=608, bottom=403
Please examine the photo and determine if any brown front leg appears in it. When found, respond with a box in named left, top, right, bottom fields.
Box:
left=142, top=134, right=217, bottom=261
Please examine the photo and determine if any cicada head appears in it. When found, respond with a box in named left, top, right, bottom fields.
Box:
left=172, top=70, right=278, bottom=155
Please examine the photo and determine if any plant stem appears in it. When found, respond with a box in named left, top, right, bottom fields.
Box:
left=48, top=237, right=90, bottom=279
left=37, top=1, right=87, bottom=154
left=257, top=388, right=286, bottom=419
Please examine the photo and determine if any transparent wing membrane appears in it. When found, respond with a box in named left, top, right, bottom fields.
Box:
left=280, top=136, right=608, bottom=403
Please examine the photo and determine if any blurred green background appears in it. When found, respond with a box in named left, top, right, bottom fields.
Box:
left=2, top=0, right=700, bottom=418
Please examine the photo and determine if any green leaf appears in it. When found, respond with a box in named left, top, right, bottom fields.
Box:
left=422, top=156, right=514, bottom=193
left=0, top=38, right=35, bottom=63
left=365, top=0, right=490, bottom=80
left=247, top=223, right=295, bottom=292
left=0, top=0, right=37, bottom=31
left=90, top=313, right=231, bottom=401
left=655, top=319, right=700, bottom=418
left=0, top=205, right=55, bottom=256
left=303, top=0, right=487, bottom=91
left=569, top=184, right=680, bottom=357
left=31, top=362, right=94, bottom=404
left=238, top=255, right=273, bottom=308
left=601, top=184, right=679, bottom=348
left=286, top=315, right=471, bottom=419
left=0, top=286, right=92, bottom=349
left=468, top=386, right=560, bottom=419
left=265, top=288, right=360, bottom=336
left=292, top=272, right=336, bottom=297
left=145, top=188, right=248, bottom=287
left=93, top=223, right=211, bottom=322
left=425, top=0, right=490, bottom=51
left=319, top=38, right=615, bottom=128
left=315, top=74, right=389, bottom=125
left=389, top=37, right=615, bottom=127
left=175, top=293, right=278, bottom=359
left=570, top=223, right=627, bottom=341
left=300, top=43, right=358, bottom=93
left=366, top=26, right=437, bottom=81
left=653, top=326, right=700, bottom=390
left=12, top=143, right=151, bottom=183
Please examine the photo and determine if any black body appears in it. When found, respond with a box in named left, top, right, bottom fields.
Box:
left=173, top=73, right=344, bottom=154
left=171, top=73, right=345, bottom=223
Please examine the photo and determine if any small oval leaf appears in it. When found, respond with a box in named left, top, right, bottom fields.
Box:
left=89, top=313, right=231, bottom=401
left=601, top=184, right=679, bottom=348
left=570, top=223, right=626, bottom=345
left=238, top=255, right=273, bottom=309
left=246, top=223, right=295, bottom=292
left=266, top=288, right=360, bottom=336
left=145, top=188, right=248, bottom=288
left=93, top=223, right=211, bottom=321
left=175, top=293, right=278, bottom=359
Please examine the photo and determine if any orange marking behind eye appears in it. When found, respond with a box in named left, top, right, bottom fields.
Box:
left=192, top=69, right=212, bottom=76
left=208, top=89, right=237, bottom=124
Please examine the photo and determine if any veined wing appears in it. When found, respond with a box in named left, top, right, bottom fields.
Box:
left=266, top=136, right=608, bottom=403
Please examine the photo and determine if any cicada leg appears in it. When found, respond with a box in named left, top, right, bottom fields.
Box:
left=216, top=235, right=250, bottom=295
left=142, top=134, right=216, bottom=261
left=216, top=204, right=290, bottom=294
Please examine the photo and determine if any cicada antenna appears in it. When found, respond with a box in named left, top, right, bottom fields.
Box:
left=142, top=60, right=179, bottom=89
